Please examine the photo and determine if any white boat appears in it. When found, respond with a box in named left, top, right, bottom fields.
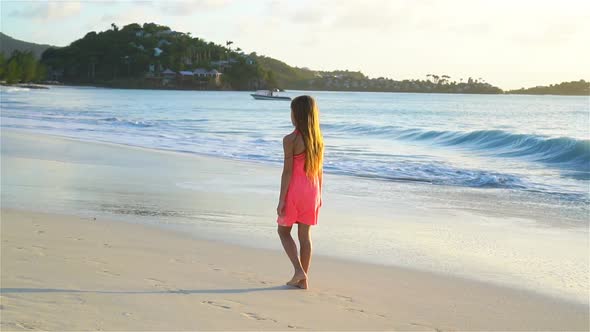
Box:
left=251, top=89, right=291, bottom=100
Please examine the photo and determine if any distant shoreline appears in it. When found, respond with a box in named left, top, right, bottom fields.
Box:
left=4, top=81, right=589, bottom=96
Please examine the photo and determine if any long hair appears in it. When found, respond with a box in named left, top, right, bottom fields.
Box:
left=291, top=95, right=324, bottom=180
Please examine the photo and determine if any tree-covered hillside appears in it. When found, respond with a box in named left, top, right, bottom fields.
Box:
left=40, top=23, right=276, bottom=90
left=35, top=22, right=504, bottom=93
left=0, top=51, right=47, bottom=84
left=507, top=80, right=590, bottom=96
left=0, top=32, right=53, bottom=59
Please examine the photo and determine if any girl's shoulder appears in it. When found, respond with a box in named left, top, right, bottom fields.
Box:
left=283, top=129, right=300, bottom=141
left=282, top=131, right=298, bottom=148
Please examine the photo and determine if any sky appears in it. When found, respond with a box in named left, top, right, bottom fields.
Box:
left=1, top=0, right=589, bottom=90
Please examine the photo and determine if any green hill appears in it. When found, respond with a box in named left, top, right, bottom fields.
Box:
left=507, top=80, right=590, bottom=96
left=0, top=32, right=54, bottom=59
left=250, top=54, right=315, bottom=87
left=3, top=24, right=505, bottom=93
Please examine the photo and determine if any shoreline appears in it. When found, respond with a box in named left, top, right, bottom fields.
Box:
left=2, top=208, right=588, bottom=331
left=4, top=81, right=589, bottom=96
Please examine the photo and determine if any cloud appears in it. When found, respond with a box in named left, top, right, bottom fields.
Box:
left=290, top=8, right=325, bottom=24
left=9, top=2, right=82, bottom=21
left=159, top=0, right=231, bottom=16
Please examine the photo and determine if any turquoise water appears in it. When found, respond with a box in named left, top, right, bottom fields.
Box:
left=1, top=85, right=589, bottom=204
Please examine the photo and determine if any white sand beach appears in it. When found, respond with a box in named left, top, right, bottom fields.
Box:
left=2, top=208, right=588, bottom=331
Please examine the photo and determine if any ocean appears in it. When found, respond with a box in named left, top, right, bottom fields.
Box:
left=2, top=85, right=589, bottom=202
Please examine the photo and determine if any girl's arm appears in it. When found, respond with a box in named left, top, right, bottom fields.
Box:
left=318, top=170, right=323, bottom=207
left=277, top=135, right=294, bottom=215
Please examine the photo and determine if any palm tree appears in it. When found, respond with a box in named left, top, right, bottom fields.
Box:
left=225, top=41, right=234, bottom=62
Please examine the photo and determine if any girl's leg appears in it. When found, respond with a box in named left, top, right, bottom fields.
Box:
left=277, top=225, right=306, bottom=285
left=297, top=223, right=312, bottom=289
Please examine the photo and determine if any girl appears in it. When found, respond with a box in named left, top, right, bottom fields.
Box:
left=277, top=95, right=324, bottom=290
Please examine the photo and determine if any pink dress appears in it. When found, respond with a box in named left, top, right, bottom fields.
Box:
left=277, top=130, right=322, bottom=227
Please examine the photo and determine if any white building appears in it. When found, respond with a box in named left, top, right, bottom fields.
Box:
left=193, top=68, right=209, bottom=78
left=208, top=69, right=221, bottom=77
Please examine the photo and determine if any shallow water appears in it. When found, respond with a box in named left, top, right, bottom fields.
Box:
left=2, top=86, right=589, bottom=204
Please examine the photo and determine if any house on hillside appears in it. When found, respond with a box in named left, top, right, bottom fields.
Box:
left=178, top=71, right=194, bottom=82
left=154, top=48, right=163, bottom=56
left=156, top=30, right=182, bottom=37
left=162, top=69, right=176, bottom=85
left=193, top=68, right=209, bottom=78
left=211, top=60, right=235, bottom=72
left=211, top=60, right=228, bottom=66
left=208, top=69, right=222, bottom=86
left=162, top=69, right=176, bottom=76
left=158, top=39, right=172, bottom=47
left=208, top=69, right=221, bottom=78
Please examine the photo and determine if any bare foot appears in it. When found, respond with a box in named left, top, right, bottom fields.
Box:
left=296, top=279, right=308, bottom=289
left=286, top=271, right=307, bottom=287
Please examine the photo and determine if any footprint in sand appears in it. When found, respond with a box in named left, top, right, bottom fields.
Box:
left=99, top=269, right=120, bottom=277
left=30, top=246, right=46, bottom=257
left=145, top=277, right=167, bottom=288
left=345, top=307, right=368, bottom=315
left=36, top=230, right=45, bottom=235
left=410, top=322, right=444, bottom=332
left=85, top=258, right=106, bottom=266
left=287, top=324, right=306, bottom=329
left=241, top=312, right=278, bottom=323
left=208, top=263, right=223, bottom=272
left=67, top=294, right=86, bottom=305
left=201, top=300, right=232, bottom=310
left=230, top=271, right=270, bottom=285
left=15, top=321, right=39, bottom=330
left=312, top=292, right=355, bottom=304
left=168, top=257, right=186, bottom=263
left=344, top=307, right=389, bottom=320
left=334, top=294, right=354, bottom=302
